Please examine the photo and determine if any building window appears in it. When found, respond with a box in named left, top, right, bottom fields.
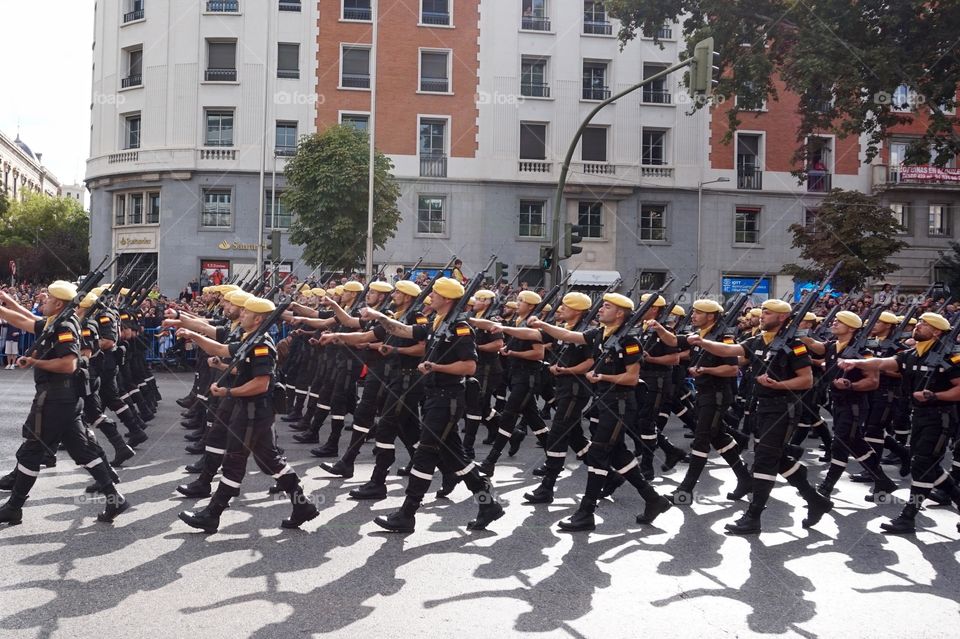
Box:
left=122, top=48, right=143, bottom=87
left=735, top=207, right=760, bottom=244
left=519, top=123, right=546, bottom=160
left=341, top=46, right=371, bottom=88
left=889, top=202, right=909, bottom=234
left=583, top=1, right=611, bottom=35
left=582, top=61, right=609, bottom=100
left=115, top=194, right=126, bottom=226
left=205, top=110, right=234, bottom=147
left=419, top=50, right=450, bottom=93
left=147, top=192, right=160, bottom=224
left=736, top=133, right=762, bottom=189
left=519, top=200, right=546, bottom=238
left=417, top=196, right=446, bottom=235
left=578, top=201, right=603, bottom=238
left=124, top=0, right=145, bottom=22
left=275, top=121, right=298, bottom=155
left=340, top=113, right=369, bottom=131
left=639, top=204, right=666, bottom=241
left=737, top=80, right=766, bottom=111
left=279, top=0, right=301, bottom=11
left=642, top=63, right=670, bottom=104
left=804, top=208, right=819, bottom=232
left=265, top=190, right=292, bottom=229
left=521, top=0, right=549, bottom=31
left=206, top=1, right=240, bottom=13
left=206, top=40, right=237, bottom=81
left=129, top=193, right=144, bottom=224
left=929, top=204, right=951, bottom=237
left=641, top=129, right=666, bottom=165
left=581, top=126, right=607, bottom=162
left=124, top=113, right=141, bottom=149
left=277, top=43, right=300, bottom=79
left=421, top=0, right=450, bottom=25
left=202, top=189, right=232, bottom=228
left=520, top=57, right=549, bottom=98
left=419, top=118, right=447, bottom=177
left=343, top=0, right=372, bottom=21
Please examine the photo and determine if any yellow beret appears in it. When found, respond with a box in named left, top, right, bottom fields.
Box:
left=311, top=288, right=326, bottom=297
left=878, top=311, right=899, bottom=325
left=671, top=304, right=686, bottom=317
left=920, top=312, right=950, bottom=331
left=226, top=290, right=253, bottom=306
left=835, top=310, right=863, bottom=329
left=219, top=284, right=240, bottom=294
left=48, top=280, right=78, bottom=302
left=542, top=304, right=552, bottom=313
left=640, top=293, right=667, bottom=307
left=748, top=308, right=762, bottom=317
left=333, top=285, right=344, bottom=296
left=467, top=297, right=476, bottom=305
left=803, top=312, right=817, bottom=322
left=244, top=296, right=276, bottom=314
left=604, top=293, right=635, bottom=311
left=343, top=281, right=364, bottom=293
left=907, top=317, right=918, bottom=326
left=91, top=286, right=106, bottom=296
left=562, top=292, right=592, bottom=312
left=370, top=281, right=394, bottom=293
left=432, top=277, right=465, bottom=300
left=692, top=299, right=723, bottom=313
left=202, top=286, right=213, bottom=294
left=395, top=280, right=421, bottom=297
left=474, top=289, right=496, bottom=300
left=761, top=299, right=792, bottom=313
left=120, top=287, right=131, bottom=296
left=518, top=290, right=542, bottom=305
left=299, top=283, right=311, bottom=292
left=79, top=292, right=98, bottom=309
left=505, top=301, right=519, bottom=310
left=300, top=290, right=314, bottom=299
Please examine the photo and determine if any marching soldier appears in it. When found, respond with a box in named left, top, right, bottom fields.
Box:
left=461, top=289, right=504, bottom=459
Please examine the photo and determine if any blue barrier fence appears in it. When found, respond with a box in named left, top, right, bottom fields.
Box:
left=142, top=324, right=291, bottom=366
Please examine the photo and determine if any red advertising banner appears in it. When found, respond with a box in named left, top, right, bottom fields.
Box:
left=899, top=165, right=960, bottom=183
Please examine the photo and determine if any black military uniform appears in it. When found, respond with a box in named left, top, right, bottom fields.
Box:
left=462, top=306, right=504, bottom=458
left=94, top=304, right=148, bottom=448
left=634, top=323, right=685, bottom=478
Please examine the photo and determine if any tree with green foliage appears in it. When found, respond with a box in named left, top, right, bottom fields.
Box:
left=605, top=0, right=960, bottom=167
left=284, top=125, right=402, bottom=273
left=0, top=193, right=90, bottom=283
left=783, top=189, right=907, bottom=291
left=934, top=242, right=960, bottom=295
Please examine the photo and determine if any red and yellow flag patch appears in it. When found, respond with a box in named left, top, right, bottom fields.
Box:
left=81, top=329, right=92, bottom=338
left=455, top=326, right=471, bottom=337
left=792, top=344, right=808, bottom=357
left=949, top=353, right=960, bottom=365
left=253, top=346, right=269, bottom=357
left=57, top=332, right=75, bottom=343
left=416, top=317, right=428, bottom=324
left=624, top=344, right=640, bottom=355
left=98, top=316, right=110, bottom=324
left=722, top=336, right=735, bottom=344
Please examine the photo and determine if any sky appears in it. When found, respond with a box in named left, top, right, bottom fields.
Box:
left=0, top=0, right=94, bottom=188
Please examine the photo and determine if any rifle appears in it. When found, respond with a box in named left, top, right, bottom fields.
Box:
left=590, top=276, right=675, bottom=373
left=813, top=303, right=842, bottom=340
left=405, top=256, right=424, bottom=281
left=689, top=275, right=766, bottom=368
left=129, top=271, right=158, bottom=308
left=119, top=265, right=155, bottom=308
left=97, top=254, right=142, bottom=308
left=542, top=271, right=585, bottom=325
left=550, top=278, right=621, bottom=364
left=214, top=299, right=292, bottom=385
left=426, top=255, right=496, bottom=360
left=756, top=262, right=842, bottom=374
left=624, top=272, right=643, bottom=299
left=502, top=271, right=571, bottom=349
left=346, top=256, right=392, bottom=314
left=642, top=273, right=696, bottom=351
left=263, top=270, right=296, bottom=301
left=919, top=315, right=960, bottom=391
left=406, top=256, right=458, bottom=320
left=879, top=283, right=934, bottom=351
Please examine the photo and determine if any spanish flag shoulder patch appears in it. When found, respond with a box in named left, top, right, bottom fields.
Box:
left=57, top=332, right=75, bottom=343
left=416, top=317, right=428, bottom=325
left=455, top=326, right=471, bottom=337
left=253, top=346, right=270, bottom=357
left=120, top=314, right=130, bottom=320
left=722, top=336, right=735, bottom=344
left=98, top=316, right=110, bottom=324
left=949, top=352, right=960, bottom=365
left=624, top=343, right=641, bottom=355
left=792, top=344, right=808, bottom=357
left=81, top=329, right=92, bottom=338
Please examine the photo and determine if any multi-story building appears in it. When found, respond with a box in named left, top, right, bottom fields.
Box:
left=1, top=130, right=62, bottom=201
left=63, top=184, right=88, bottom=207
left=86, top=0, right=319, bottom=291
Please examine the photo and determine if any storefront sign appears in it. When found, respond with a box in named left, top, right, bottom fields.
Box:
left=218, top=240, right=266, bottom=251
left=116, top=230, right=157, bottom=250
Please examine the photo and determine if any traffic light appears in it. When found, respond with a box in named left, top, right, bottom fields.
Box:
left=563, top=223, right=583, bottom=259
left=269, top=229, right=281, bottom=261
left=495, top=261, right=509, bottom=282
left=539, top=246, right=553, bottom=270
left=690, top=37, right=719, bottom=96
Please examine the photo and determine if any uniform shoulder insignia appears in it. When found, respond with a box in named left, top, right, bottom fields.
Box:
left=624, top=343, right=640, bottom=355
left=455, top=325, right=471, bottom=337
left=722, top=335, right=735, bottom=344
left=57, top=331, right=76, bottom=343
left=253, top=345, right=270, bottom=357
left=949, top=352, right=960, bottom=365
left=415, top=316, right=429, bottom=325
left=98, top=316, right=111, bottom=324
left=81, top=329, right=92, bottom=338
left=792, top=344, right=808, bottom=357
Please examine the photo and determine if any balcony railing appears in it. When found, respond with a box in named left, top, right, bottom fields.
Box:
left=278, top=0, right=301, bottom=11
left=421, top=11, right=450, bottom=25
left=206, top=0, right=239, bottom=12
left=519, top=160, right=551, bottom=173
left=343, top=7, right=372, bottom=20
left=420, top=78, right=449, bottom=93
left=123, top=9, right=144, bottom=22
left=108, top=151, right=139, bottom=164
left=582, top=162, right=615, bottom=175
left=657, top=26, right=672, bottom=39
left=807, top=172, right=832, bottom=192
left=199, top=148, right=237, bottom=160
left=642, top=88, right=671, bottom=104
left=583, top=20, right=612, bottom=35
left=341, top=73, right=371, bottom=88
left=205, top=68, right=237, bottom=82
left=520, top=82, right=550, bottom=98
left=737, top=167, right=763, bottom=190
left=582, top=85, right=610, bottom=100
left=121, top=74, right=142, bottom=88
left=521, top=16, right=551, bottom=31
left=641, top=166, right=674, bottom=178
left=420, top=154, right=448, bottom=178
left=278, top=68, right=300, bottom=79
left=274, top=146, right=297, bottom=157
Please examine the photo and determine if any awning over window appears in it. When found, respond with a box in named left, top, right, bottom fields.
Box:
left=568, top=269, right=621, bottom=287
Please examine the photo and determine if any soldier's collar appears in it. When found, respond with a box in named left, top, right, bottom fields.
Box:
left=761, top=330, right=777, bottom=345
left=699, top=323, right=716, bottom=339
left=916, top=339, right=935, bottom=357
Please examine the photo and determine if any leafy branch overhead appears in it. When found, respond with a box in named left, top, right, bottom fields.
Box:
left=605, top=0, right=960, bottom=167
left=284, top=125, right=402, bottom=273
left=782, top=189, right=907, bottom=291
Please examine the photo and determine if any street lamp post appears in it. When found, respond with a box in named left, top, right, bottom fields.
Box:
left=696, top=177, right=729, bottom=295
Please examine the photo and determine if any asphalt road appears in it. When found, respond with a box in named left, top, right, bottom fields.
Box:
left=0, top=372, right=958, bottom=638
